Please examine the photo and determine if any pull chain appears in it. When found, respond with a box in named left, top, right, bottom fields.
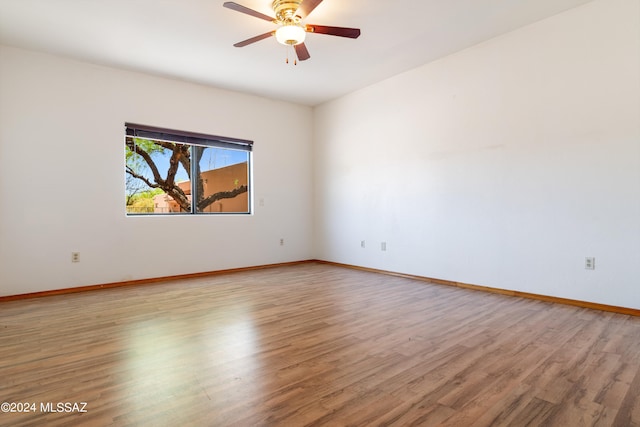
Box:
left=284, top=45, right=297, bottom=65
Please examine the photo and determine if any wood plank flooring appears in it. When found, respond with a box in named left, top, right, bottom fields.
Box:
left=1, top=263, right=639, bottom=426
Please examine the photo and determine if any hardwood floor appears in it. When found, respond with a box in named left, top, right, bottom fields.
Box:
left=1, top=263, right=639, bottom=426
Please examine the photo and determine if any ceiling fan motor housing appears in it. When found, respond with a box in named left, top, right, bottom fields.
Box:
left=272, top=0, right=303, bottom=22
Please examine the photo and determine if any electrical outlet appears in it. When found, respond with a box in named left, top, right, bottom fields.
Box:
left=381, top=242, right=387, bottom=251
left=280, top=238, right=284, bottom=246
left=71, top=252, right=80, bottom=263
left=585, top=257, right=595, bottom=270
left=361, top=240, right=365, bottom=248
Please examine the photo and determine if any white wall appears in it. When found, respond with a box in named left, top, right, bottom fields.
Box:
left=0, top=45, right=314, bottom=296
left=313, top=0, right=640, bottom=308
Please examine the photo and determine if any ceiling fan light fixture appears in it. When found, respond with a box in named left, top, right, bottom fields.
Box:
left=275, top=24, right=306, bottom=46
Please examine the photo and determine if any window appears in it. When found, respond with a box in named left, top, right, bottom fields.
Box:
left=125, top=123, right=252, bottom=215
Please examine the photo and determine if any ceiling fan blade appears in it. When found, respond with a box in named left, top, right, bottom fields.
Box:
left=223, top=2, right=274, bottom=22
left=297, top=0, right=323, bottom=18
left=294, top=43, right=311, bottom=61
left=306, top=25, right=361, bottom=39
left=233, top=32, right=274, bottom=47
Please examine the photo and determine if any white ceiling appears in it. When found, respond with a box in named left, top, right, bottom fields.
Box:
left=0, top=0, right=594, bottom=106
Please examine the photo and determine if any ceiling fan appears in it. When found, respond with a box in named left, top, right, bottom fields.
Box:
left=223, top=0, right=361, bottom=63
